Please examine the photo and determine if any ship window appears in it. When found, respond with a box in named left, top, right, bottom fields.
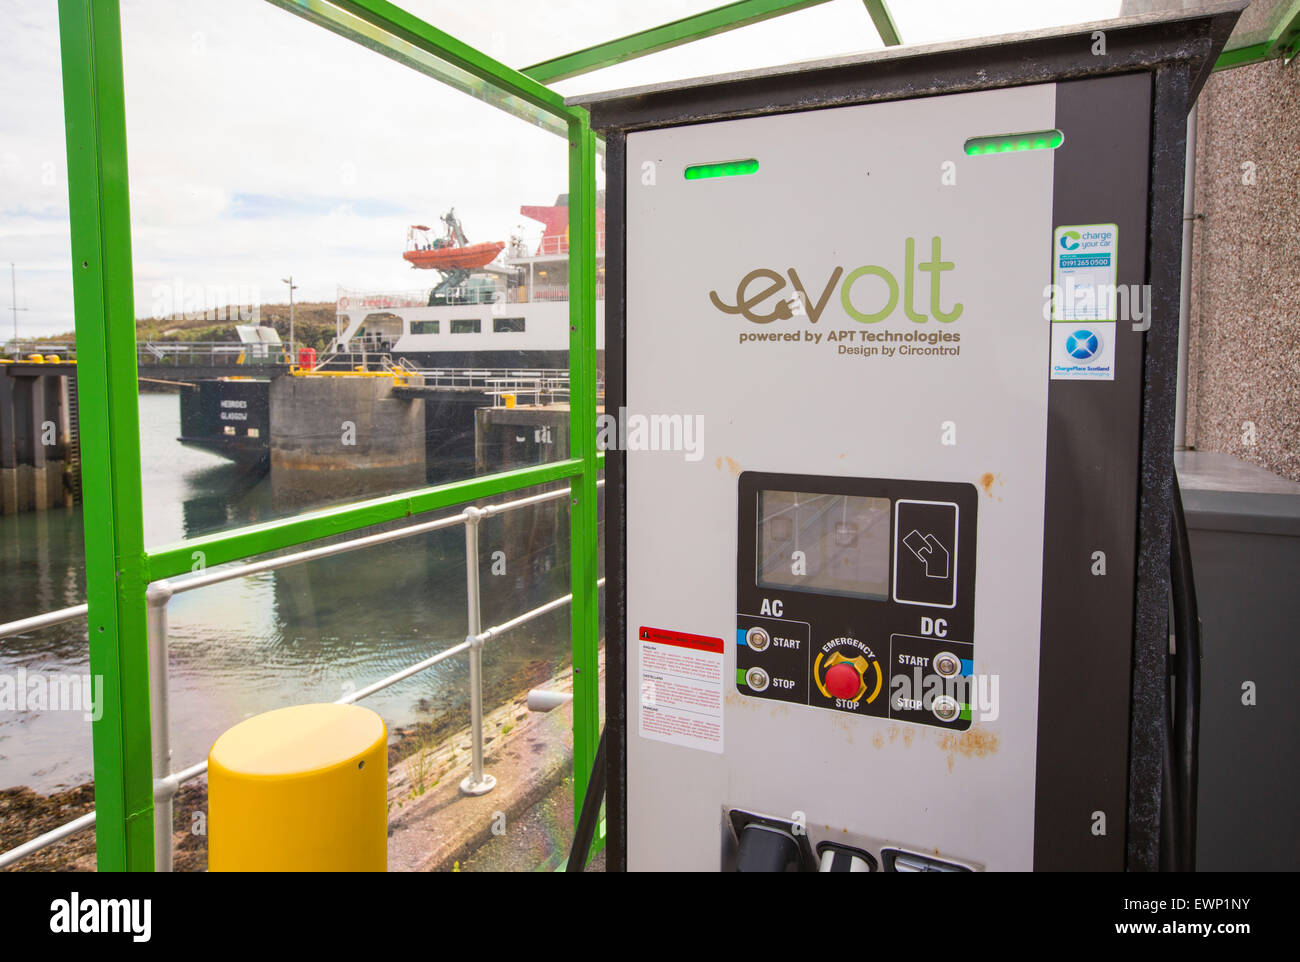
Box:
left=410, top=320, right=440, bottom=335
left=493, top=317, right=525, bottom=333
left=451, top=319, right=481, bottom=334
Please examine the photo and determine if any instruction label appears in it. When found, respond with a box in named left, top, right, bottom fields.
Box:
left=1051, top=224, right=1117, bottom=381
left=1052, top=224, right=1117, bottom=321
left=638, top=626, right=724, bottom=753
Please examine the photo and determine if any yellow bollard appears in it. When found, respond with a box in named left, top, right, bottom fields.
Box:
left=208, top=703, right=387, bottom=871
left=503, top=392, right=516, bottom=409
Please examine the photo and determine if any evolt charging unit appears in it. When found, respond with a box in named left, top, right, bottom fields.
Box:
left=578, top=5, right=1240, bottom=872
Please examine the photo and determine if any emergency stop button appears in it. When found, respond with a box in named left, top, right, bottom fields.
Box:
left=824, top=663, right=861, bottom=699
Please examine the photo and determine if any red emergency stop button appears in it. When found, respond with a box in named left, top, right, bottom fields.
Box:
left=825, top=663, right=862, bottom=699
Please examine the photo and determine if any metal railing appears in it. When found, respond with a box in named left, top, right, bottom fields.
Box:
left=137, top=341, right=291, bottom=367
left=534, top=232, right=605, bottom=256
left=9, top=341, right=297, bottom=368
left=526, top=282, right=606, bottom=303
left=337, top=289, right=431, bottom=311
left=0, top=478, right=603, bottom=871
left=486, top=375, right=573, bottom=407
left=2, top=341, right=77, bottom=360
left=412, top=366, right=558, bottom=389
left=389, top=366, right=603, bottom=403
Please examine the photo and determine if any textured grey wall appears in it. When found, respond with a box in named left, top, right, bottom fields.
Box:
left=1186, top=59, right=1300, bottom=481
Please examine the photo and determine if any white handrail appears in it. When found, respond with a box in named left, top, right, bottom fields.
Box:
left=0, top=604, right=89, bottom=642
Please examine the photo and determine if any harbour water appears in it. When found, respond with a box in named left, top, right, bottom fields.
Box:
left=0, top=392, right=579, bottom=792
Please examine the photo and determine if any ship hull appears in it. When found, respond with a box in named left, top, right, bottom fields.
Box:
left=178, top=378, right=271, bottom=468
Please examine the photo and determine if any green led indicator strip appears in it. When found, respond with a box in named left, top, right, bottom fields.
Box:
left=737, top=668, right=750, bottom=686
left=964, top=129, right=1064, bottom=156
left=685, top=158, right=759, bottom=180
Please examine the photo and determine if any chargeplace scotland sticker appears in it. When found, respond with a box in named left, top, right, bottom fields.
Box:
left=1051, top=322, right=1115, bottom=380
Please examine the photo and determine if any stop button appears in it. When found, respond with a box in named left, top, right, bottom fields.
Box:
left=824, top=663, right=862, bottom=699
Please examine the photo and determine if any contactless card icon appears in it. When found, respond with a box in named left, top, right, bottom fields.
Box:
left=893, top=501, right=958, bottom=608
left=902, top=529, right=950, bottom=579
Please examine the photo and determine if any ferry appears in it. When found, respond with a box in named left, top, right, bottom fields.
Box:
left=177, top=196, right=604, bottom=467
left=329, top=197, right=606, bottom=371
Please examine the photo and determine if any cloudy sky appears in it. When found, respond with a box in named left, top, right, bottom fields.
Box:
left=0, top=0, right=1127, bottom=338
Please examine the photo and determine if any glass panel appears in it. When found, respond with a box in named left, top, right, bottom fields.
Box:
left=408, top=0, right=737, bottom=71
left=543, top=0, right=1292, bottom=95
left=0, top=4, right=75, bottom=349
left=0, top=1, right=94, bottom=869
left=119, top=0, right=574, bottom=547
left=451, top=489, right=575, bottom=870
left=886, top=0, right=1123, bottom=48
left=553, top=0, right=888, bottom=97
left=1221, top=0, right=1294, bottom=50
left=147, top=478, right=580, bottom=870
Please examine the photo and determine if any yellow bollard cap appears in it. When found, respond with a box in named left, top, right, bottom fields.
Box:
left=208, top=703, right=388, bottom=871
left=210, top=703, right=385, bottom=777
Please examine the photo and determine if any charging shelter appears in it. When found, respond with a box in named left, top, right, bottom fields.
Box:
left=578, top=4, right=1241, bottom=871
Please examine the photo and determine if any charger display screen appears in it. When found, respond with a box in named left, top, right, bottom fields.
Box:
left=756, top=490, right=891, bottom=600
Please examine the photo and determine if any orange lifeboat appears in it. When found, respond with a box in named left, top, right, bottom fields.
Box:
left=403, top=241, right=505, bottom=270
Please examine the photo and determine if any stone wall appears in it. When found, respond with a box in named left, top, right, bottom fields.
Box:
left=1186, top=58, right=1300, bottom=480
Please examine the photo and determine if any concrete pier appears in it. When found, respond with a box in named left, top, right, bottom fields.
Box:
left=269, top=374, right=425, bottom=507
left=473, top=404, right=570, bottom=474
left=0, top=362, right=77, bottom=515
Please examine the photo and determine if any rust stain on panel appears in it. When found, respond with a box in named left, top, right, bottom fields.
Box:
left=937, top=727, right=1000, bottom=773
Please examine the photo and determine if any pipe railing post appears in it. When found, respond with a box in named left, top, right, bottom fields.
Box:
left=459, top=506, right=496, bottom=796
left=146, top=580, right=175, bottom=871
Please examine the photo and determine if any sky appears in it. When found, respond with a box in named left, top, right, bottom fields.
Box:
left=0, top=0, right=1135, bottom=339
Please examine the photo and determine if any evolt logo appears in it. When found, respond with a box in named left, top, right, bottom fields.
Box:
left=709, top=236, right=962, bottom=325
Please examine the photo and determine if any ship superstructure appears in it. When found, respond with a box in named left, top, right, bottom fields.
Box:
left=331, top=197, right=606, bottom=369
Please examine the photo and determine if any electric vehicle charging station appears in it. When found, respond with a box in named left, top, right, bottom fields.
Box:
left=577, top=4, right=1242, bottom=872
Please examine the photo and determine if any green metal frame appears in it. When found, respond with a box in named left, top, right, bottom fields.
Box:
left=268, top=0, right=572, bottom=135
left=59, top=0, right=154, bottom=872
left=57, top=0, right=601, bottom=871
left=862, top=0, right=901, bottom=48
left=146, top=460, right=588, bottom=579
left=567, top=117, right=601, bottom=817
